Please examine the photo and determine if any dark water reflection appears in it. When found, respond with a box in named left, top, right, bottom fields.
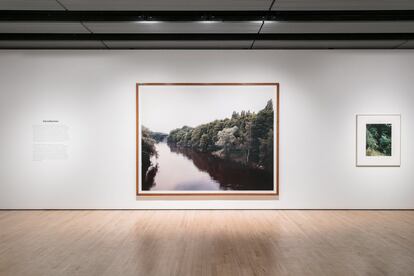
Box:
left=145, top=142, right=273, bottom=191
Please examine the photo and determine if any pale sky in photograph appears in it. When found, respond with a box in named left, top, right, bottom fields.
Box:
left=139, top=85, right=277, bottom=134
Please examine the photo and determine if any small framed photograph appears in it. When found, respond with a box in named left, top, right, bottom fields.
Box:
left=356, top=114, right=401, bottom=167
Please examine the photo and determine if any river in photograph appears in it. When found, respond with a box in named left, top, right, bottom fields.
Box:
left=146, top=142, right=273, bottom=191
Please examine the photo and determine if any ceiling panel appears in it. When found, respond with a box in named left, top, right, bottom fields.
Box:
left=262, top=21, right=414, bottom=33
left=0, top=0, right=64, bottom=10
left=273, top=0, right=414, bottom=10
left=85, top=22, right=262, bottom=34
left=398, top=40, right=414, bottom=48
left=104, top=40, right=253, bottom=49
left=0, top=41, right=106, bottom=49
left=59, top=0, right=272, bottom=11
left=253, top=40, right=405, bottom=49
left=0, top=22, right=89, bottom=33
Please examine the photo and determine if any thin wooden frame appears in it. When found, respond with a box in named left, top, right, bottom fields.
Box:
left=136, top=83, right=280, bottom=196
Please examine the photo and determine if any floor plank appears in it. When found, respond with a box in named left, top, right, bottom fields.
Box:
left=0, top=211, right=413, bottom=276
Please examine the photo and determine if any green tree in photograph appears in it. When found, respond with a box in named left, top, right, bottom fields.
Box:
left=150, top=132, right=168, bottom=142
left=167, top=99, right=275, bottom=171
left=249, top=100, right=274, bottom=166
left=366, top=124, right=392, bottom=156
left=215, top=126, right=239, bottom=157
left=241, top=120, right=253, bottom=164
left=259, top=129, right=274, bottom=170
left=199, top=133, right=209, bottom=152
left=141, top=127, right=169, bottom=189
left=141, top=126, right=158, bottom=184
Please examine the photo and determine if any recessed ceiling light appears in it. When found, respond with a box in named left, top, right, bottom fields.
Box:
left=199, top=21, right=220, bottom=24
left=135, top=21, right=161, bottom=24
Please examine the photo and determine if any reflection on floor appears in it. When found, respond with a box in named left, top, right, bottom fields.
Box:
left=0, top=210, right=413, bottom=276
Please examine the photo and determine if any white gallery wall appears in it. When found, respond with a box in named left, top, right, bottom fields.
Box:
left=0, top=50, right=413, bottom=209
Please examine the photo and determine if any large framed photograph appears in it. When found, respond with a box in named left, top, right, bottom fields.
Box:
left=136, top=83, right=279, bottom=196
left=356, top=114, right=401, bottom=167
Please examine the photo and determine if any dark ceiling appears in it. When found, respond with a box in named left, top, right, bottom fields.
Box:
left=0, top=0, right=414, bottom=49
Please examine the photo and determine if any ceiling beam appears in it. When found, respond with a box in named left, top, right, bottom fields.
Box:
left=1, top=10, right=414, bottom=22
left=1, top=33, right=414, bottom=41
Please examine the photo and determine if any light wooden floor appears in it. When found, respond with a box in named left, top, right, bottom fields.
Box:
left=0, top=211, right=413, bottom=276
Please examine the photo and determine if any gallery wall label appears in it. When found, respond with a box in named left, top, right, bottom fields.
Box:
left=33, top=120, right=69, bottom=161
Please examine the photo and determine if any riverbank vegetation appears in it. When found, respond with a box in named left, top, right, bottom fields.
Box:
left=141, top=127, right=169, bottom=188
left=167, top=99, right=275, bottom=171
left=141, top=127, right=157, bottom=189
